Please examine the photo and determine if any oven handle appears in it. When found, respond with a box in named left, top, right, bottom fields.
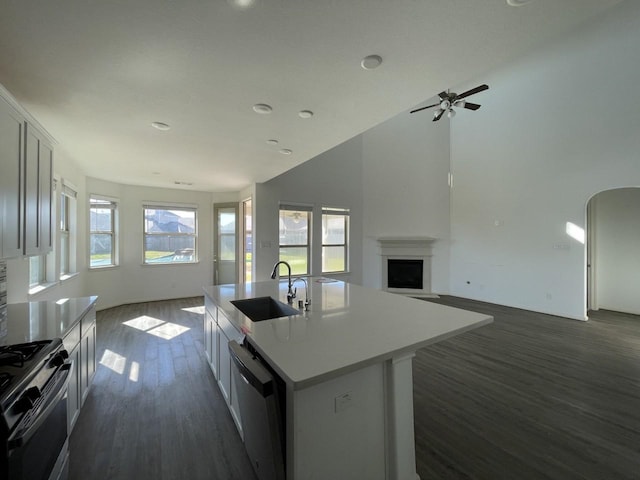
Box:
left=7, top=361, right=73, bottom=450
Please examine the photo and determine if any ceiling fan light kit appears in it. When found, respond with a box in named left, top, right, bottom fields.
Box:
left=410, top=84, right=489, bottom=122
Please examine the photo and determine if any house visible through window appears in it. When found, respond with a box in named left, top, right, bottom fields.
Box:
left=90, top=196, right=118, bottom=268
left=278, top=205, right=311, bottom=276
left=143, top=205, right=197, bottom=264
left=322, top=207, right=349, bottom=273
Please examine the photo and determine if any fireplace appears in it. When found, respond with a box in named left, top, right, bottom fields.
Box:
left=377, top=237, right=436, bottom=296
left=388, top=259, right=423, bottom=290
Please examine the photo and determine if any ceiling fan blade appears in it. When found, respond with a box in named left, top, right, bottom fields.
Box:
left=456, top=84, right=489, bottom=100
left=410, top=103, right=439, bottom=114
left=432, top=109, right=445, bottom=122
left=463, top=102, right=481, bottom=111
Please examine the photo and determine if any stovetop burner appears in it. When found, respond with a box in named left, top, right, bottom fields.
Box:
left=0, top=341, right=50, bottom=368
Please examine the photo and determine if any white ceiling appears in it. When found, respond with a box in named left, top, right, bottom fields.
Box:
left=0, top=0, right=623, bottom=192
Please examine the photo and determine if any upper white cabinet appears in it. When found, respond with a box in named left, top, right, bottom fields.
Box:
left=0, top=87, right=54, bottom=259
left=0, top=97, right=24, bottom=259
left=24, top=125, right=53, bottom=256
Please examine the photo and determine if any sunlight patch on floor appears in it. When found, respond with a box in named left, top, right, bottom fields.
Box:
left=123, top=315, right=191, bottom=340
left=99, top=349, right=127, bottom=374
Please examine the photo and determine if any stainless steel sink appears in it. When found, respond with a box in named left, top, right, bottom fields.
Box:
left=231, top=296, right=299, bottom=322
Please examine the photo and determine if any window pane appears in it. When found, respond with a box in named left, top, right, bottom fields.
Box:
left=279, top=210, right=309, bottom=245
left=279, top=247, right=308, bottom=275
left=60, top=195, right=67, bottom=230
left=29, top=256, right=42, bottom=286
left=220, top=234, right=235, bottom=261
left=219, top=212, right=236, bottom=234
left=60, top=235, right=69, bottom=275
left=90, top=234, right=112, bottom=267
left=144, top=235, right=195, bottom=263
left=90, top=207, right=112, bottom=232
left=144, top=209, right=195, bottom=234
left=322, top=214, right=345, bottom=244
left=322, top=246, right=345, bottom=273
left=244, top=199, right=252, bottom=283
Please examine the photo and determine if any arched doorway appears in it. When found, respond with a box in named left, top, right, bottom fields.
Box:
left=587, top=187, right=640, bottom=315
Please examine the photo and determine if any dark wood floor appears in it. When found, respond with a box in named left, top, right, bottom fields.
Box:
left=69, top=296, right=640, bottom=480
left=68, top=297, right=258, bottom=480
left=416, top=296, right=640, bottom=480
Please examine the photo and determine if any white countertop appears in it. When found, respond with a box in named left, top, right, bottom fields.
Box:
left=203, top=279, right=492, bottom=389
left=1, top=296, right=98, bottom=346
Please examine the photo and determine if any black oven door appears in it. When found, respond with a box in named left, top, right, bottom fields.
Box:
left=7, top=362, right=72, bottom=480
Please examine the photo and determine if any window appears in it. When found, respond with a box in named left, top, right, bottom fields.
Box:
left=243, top=198, right=252, bottom=283
left=90, top=196, right=117, bottom=268
left=322, top=207, right=349, bottom=273
left=143, top=205, right=197, bottom=264
left=60, top=193, right=69, bottom=275
left=29, top=255, right=46, bottom=288
left=278, top=205, right=311, bottom=276
left=59, top=181, right=77, bottom=279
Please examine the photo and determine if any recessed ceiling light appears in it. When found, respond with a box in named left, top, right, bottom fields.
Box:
left=227, top=0, right=256, bottom=9
left=174, top=181, right=193, bottom=186
left=298, top=110, right=314, bottom=119
left=361, top=54, right=383, bottom=70
left=253, top=103, right=273, bottom=114
left=506, top=0, right=533, bottom=6
left=279, top=149, right=292, bottom=155
left=152, top=171, right=161, bottom=175
left=151, top=122, right=171, bottom=131
left=266, top=139, right=279, bottom=145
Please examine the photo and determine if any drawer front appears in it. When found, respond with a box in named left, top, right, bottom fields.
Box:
left=217, top=309, right=243, bottom=342
left=205, top=297, right=217, bottom=321
left=63, top=322, right=81, bottom=352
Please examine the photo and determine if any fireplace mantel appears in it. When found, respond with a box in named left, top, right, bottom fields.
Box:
left=376, top=237, right=437, bottom=297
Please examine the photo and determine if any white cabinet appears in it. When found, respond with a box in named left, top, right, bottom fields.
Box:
left=0, top=88, right=54, bottom=260
left=204, top=301, right=219, bottom=379
left=0, top=97, right=24, bottom=259
left=203, top=297, right=243, bottom=438
left=217, top=309, right=243, bottom=438
left=63, top=305, right=97, bottom=434
left=24, top=124, right=53, bottom=256
left=66, top=344, right=81, bottom=433
left=79, top=306, right=97, bottom=404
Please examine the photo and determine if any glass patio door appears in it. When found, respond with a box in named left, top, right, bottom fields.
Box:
left=214, top=203, right=238, bottom=285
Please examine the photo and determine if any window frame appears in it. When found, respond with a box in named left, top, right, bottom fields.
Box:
left=142, top=204, right=198, bottom=265
left=59, top=180, right=77, bottom=280
left=89, top=195, right=118, bottom=269
left=321, top=207, right=350, bottom=274
left=278, top=204, right=312, bottom=276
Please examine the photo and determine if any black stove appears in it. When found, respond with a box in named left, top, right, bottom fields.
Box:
left=0, top=338, right=71, bottom=480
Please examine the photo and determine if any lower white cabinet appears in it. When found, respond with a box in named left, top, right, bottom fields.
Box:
left=66, top=344, right=81, bottom=434
left=64, top=304, right=97, bottom=434
left=203, top=298, right=243, bottom=438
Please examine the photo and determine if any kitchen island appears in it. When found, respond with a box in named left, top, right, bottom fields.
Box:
left=203, top=279, right=491, bottom=480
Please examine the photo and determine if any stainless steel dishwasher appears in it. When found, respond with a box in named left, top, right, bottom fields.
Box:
left=229, top=340, right=286, bottom=480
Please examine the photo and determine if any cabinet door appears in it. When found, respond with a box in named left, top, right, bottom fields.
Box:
left=0, top=98, right=24, bottom=258
left=218, top=329, right=231, bottom=405
left=211, top=318, right=219, bottom=379
left=67, top=345, right=81, bottom=434
left=38, top=142, right=53, bottom=252
left=23, top=126, right=40, bottom=256
left=204, top=313, right=211, bottom=362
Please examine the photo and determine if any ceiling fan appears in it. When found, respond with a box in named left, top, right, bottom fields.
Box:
left=410, top=84, right=489, bottom=121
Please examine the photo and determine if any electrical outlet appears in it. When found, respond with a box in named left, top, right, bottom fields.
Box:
left=334, top=391, right=353, bottom=413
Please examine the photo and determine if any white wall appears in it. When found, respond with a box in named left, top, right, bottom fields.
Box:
left=86, top=177, right=238, bottom=310
left=591, top=188, right=640, bottom=315
left=361, top=103, right=451, bottom=292
left=449, top=0, right=640, bottom=319
left=253, top=136, right=364, bottom=285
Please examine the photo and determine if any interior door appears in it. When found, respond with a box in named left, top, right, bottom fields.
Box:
left=214, top=203, right=238, bottom=285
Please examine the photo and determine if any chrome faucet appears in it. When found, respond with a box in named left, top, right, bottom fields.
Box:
left=292, top=277, right=310, bottom=311
left=270, top=261, right=295, bottom=304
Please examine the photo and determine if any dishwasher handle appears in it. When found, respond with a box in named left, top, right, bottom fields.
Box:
left=228, top=340, right=275, bottom=398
